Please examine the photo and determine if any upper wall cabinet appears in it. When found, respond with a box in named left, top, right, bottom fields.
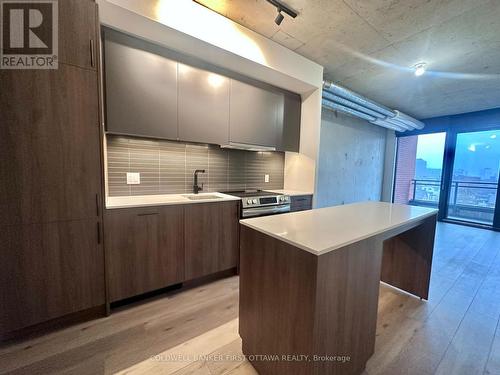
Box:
left=229, top=80, right=284, bottom=148
left=280, top=93, right=302, bottom=153
left=103, top=30, right=301, bottom=151
left=104, top=31, right=178, bottom=140
left=59, top=0, right=98, bottom=70
left=178, top=64, right=230, bottom=145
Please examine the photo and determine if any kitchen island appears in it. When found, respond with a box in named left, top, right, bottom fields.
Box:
left=239, top=201, right=438, bottom=375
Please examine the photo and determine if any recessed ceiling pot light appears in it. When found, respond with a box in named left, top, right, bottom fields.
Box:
left=413, top=62, right=427, bottom=77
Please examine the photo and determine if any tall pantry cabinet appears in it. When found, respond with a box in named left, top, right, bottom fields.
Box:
left=0, top=0, right=105, bottom=338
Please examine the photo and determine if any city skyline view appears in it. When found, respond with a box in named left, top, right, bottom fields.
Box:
left=415, top=130, right=500, bottom=182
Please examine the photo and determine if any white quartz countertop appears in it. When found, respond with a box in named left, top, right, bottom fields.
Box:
left=267, top=189, right=313, bottom=196
left=106, top=192, right=240, bottom=209
left=240, top=201, right=438, bottom=256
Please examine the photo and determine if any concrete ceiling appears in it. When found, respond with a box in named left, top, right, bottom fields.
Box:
left=196, top=0, right=500, bottom=119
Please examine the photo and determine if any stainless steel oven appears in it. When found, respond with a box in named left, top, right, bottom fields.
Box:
left=222, top=190, right=291, bottom=218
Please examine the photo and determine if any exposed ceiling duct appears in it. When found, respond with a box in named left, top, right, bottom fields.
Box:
left=322, top=81, right=424, bottom=132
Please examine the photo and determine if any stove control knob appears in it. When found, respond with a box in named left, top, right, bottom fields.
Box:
left=253, top=199, right=258, bottom=204
left=247, top=199, right=252, bottom=205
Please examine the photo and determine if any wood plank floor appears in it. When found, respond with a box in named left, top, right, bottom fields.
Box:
left=1, top=222, right=499, bottom=375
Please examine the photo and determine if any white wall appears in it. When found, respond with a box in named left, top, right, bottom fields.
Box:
left=97, top=0, right=323, bottom=194
left=315, top=109, right=387, bottom=208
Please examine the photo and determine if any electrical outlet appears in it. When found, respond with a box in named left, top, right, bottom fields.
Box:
left=127, top=172, right=141, bottom=185
left=264, top=174, right=270, bottom=183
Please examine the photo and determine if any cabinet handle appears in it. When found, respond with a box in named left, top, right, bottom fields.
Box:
left=90, top=39, right=95, bottom=68
left=95, top=193, right=100, bottom=217
left=137, top=212, right=159, bottom=216
left=97, top=222, right=101, bottom=244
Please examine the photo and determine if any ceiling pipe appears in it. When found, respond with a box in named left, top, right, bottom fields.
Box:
left=323, top=89, right=410, bottom=131
left=384, top=117, right=415, bottom=131
left=370, top=118, right=406, bottom=132
left=322, top=99, right=376, bottom=122
left=394, top=110, right=425, bottom=130
left=323, top=80, right=395, bottom=119
left=322, top=80, right=424, bottom=132
left=322, top=91, right=386, bottom=119
left=322, top=99, right=406, bottom=132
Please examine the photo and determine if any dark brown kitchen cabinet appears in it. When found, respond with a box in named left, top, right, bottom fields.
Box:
left=290, top=195, right=313, bottom=212
left=104, top=29, right=178, bottom=140
left=0, top=219, right=105, bottom=336
left=59, top=0, right=98, bottom=70
left=0, top=1, right=104, bottom=339
left=178, top=64, right=230, bottom=145
left=184, top=201, right=239, bottom=280
left=0, top=65, right=102, bottom=226
left=229, top=80, right=284, bottom=148
left=104, top=206, right=185, bottom=302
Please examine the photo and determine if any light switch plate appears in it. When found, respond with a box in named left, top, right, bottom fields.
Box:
left=127, top=172, right=141, bottom=185
left=264, top=174, right=270, bottom=183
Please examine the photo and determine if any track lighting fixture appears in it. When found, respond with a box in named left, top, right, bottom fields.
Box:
left=275, top=11, right=284, bottom=25
left=266, top=0, right=297, bottom=25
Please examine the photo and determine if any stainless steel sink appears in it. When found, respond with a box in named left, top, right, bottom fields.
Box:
left=183, top=194, right=222, bottom=200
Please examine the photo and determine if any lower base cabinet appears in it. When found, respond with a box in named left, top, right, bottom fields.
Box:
left=0, top=219, right=105, bottom=336
left=105, top=206, right=185, bottom=302
left=184, top=201, right=240, bottom=280
left=104, top=201, right=239, bottom=302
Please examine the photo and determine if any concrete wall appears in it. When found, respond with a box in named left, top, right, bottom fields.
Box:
left=315, top=109, right=387, bottom=208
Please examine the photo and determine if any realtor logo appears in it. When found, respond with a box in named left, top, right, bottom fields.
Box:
left=1, top=0, right=58, bottom=69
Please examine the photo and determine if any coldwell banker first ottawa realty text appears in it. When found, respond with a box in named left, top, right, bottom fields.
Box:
left=1, top=0, right=58, bottom=69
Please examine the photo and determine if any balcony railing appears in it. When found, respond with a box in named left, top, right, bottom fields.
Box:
left=409, top=179, right=498, bottom=224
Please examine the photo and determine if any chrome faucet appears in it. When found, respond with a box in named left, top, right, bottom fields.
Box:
left=193, top=169, right=206, bottom=194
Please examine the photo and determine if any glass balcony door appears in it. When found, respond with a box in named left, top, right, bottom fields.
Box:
left=393, top=132, right=446, bottom=208
left=444, top=129, right=500, bottom=226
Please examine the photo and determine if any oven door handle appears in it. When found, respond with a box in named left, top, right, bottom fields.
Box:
left=242, top=204, right=291, bottom=218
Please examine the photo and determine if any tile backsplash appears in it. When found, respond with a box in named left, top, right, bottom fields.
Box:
left=106, top=135, right=285, bottom=196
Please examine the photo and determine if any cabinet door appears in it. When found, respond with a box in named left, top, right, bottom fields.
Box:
left=178, top=64, right=230, bottom=145
left=279, top=93, right=301, bottom=152
left=59, top=0, right=98, bottom=70
left=0, top=219, right=105, bottom=335
left=184, top=201, right=239, bottom=280
left=104, top=30, right=178, bottom=140
left=0, top=65, right=102, bottom=226
left=229, top=80, right=284, bottom=147
left=105, top=206, right=185, bottom=302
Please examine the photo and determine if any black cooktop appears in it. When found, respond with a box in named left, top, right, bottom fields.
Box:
left=223, top=190, right=277, bottom=198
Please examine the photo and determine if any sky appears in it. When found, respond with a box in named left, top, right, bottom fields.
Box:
left=416, top=130, right=500, bottom=179
left=416, top=132, right=446, bottom=169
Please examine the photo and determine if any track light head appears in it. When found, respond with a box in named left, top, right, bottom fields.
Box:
left=266, top=0, right=297, bottom=25
left=275, top=11, right=284, bottom=25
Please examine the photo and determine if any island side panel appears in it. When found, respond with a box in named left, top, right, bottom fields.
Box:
left=313, top=237, right=384, bottom=375
left=381, top=214, right=437, bottom=300
left=239, top=225, right=318, bottom=375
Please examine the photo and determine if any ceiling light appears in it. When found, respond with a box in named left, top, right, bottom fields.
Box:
left=266, top=0, right=297, bottom=25
left=413, top=62, right=427, bottom=77
left=275, top=11, right=284, bottom=25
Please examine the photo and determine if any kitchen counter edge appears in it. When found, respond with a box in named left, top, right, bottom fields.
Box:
left=106, top=193, right=241, bottom=210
